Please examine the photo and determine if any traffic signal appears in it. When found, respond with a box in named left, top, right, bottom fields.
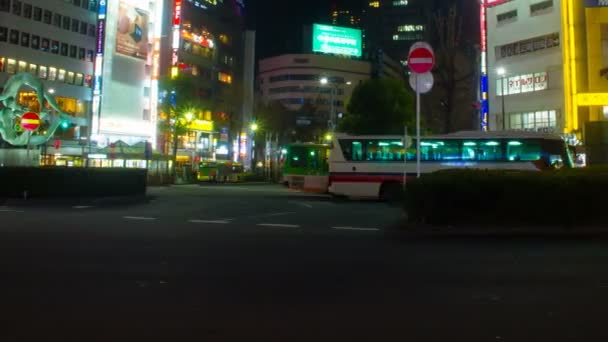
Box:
left=61, top=121, right=69, bottom=129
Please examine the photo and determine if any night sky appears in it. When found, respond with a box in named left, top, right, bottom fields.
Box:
left=245, top=0, right=480, bottom=61
left=245, top=0, right=332, bottom=59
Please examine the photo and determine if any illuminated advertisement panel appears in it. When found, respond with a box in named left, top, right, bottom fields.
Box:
left=115, top=1, right=149, bottom=60
left=312, top=24, right=362, bottom=57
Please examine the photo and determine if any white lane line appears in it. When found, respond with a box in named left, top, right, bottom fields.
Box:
left=248, top=212, right=295, bottom=219
left=123, top=216, right=157, bottom=221
left=257, top=223, right=300, bottom=228
left=332, top=226, right=380, bottom=232
left=73, top=205, right=93, bottom=209
left=189, top=219, right=230, bottom=224
left=0, top=209, right=24, bottom=213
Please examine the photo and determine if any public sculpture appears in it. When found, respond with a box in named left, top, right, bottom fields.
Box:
left=0, top=73, right=72, bottom=146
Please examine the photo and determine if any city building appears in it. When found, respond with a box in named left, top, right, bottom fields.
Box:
left=483, top=0, right=608, bottom=145
left=363, top=0, right=428, bottom=63
left=330, top=1, right=363, bottom=28
left=163, top=0, right=246, bottom=163
left=0, top=0, right=97, bottom=141
left=90, top=0, right=165, bottom=150
left=258, top=54, right=371, bottom=128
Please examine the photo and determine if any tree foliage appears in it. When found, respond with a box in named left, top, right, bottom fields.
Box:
left=338, top=78, right=415, bottom=135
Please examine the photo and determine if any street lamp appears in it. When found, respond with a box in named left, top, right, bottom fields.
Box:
left=497, top=67, right=507, bottom=130
left=250, top=122, right=258, bottom=132
left=319, top=77, right=337, bottom=132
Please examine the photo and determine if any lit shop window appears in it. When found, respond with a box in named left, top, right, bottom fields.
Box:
left=6, top=59, right=17, bottom=74
left=58, top=69, right=66, bottom=82
left=48, top=67, right=57, bottom=81
left=509, top=110, right=557, bottom=130
left=18, top=60, right=27, bottom=73
left=39, top=66, right=48, bottom=79
left=218, top=72, right=232, bottom=84
left=497, top=72, right=548, bottom=96
left=369, top=1, right=380, bottom=8
left=393, top=1, right=408, bottom=6
left=28, top=63, right=37, bottom=75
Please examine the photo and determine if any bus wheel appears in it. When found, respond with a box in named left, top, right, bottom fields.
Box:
left=380, top=183, right=404, bottom=204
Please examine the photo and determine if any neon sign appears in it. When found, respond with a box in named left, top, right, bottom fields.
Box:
left=181, top=30, right=215, bottom=48
left=174, top=0, right=182, bottom=25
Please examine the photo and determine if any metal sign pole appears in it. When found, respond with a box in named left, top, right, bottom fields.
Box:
left=416, top=75, right=421, bottom=178
left=403, top=125, right=407, bottom=190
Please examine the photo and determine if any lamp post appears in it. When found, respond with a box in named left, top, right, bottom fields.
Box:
left=497, top=67, right=507, bottom=130
left=320, top=77, right=337, bottom=131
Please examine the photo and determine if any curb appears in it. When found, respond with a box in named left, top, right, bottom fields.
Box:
left=383, top=225, right=608, bottom=239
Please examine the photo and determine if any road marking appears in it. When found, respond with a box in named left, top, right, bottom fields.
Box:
left=248, top=212, right=295, bottom=219
left=332, top=226, right=380, bottom=232
left=189, top=219, right=230, bottom=224
left=123, top=216, right=157, bottom=221
left=257, top=223, right=300, bottom=228
left=0, top=209, right=24, bottom=213
left=73, top=205, right=93, bottom=209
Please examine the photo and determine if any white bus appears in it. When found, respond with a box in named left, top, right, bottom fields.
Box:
left=328, top=131, right=574, bottom=200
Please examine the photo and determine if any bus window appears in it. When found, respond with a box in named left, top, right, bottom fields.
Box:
left=462, top=141, right=478, bottom=160
left=478, top=140, right=503, bottom=161
left=507, top=140, right=541, bottom=161
left=288, top=146, right=308, bottom=167
left=339, top=140, right=364, bottom=161
left=366, top=140, right=404, bottom=161
left=420, top=140, right=459, bottom=161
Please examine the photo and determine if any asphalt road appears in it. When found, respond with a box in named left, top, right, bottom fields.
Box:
left=1, top=184, right=608, bottom=341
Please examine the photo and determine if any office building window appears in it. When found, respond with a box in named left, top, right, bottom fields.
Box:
left=87, top=50, right=94, bottom=62
left=78, top=47, right=85, bottom=60
left=63, top=16, right=70, bottom=30
left=23, top=3, right=31, bottom=18
left=69, top=45, right=77, bottom=58
left=80, top=22, right=87, bottom=35
left=0, top=26, right=7, bottom=42
left=50, top=40, right=59, bottom=53
left=73, top=0, right=81, bottom=6
left=60, top=43, right=68, bottom=56
left=497, top=10, right=517, bottom=23
left=33, top=6, right=41, bottom=21
left=0, top=0, right=10, bottom=12
left=12, top=0, right=22, bottom=15
left=31, top=35, right=39, bottom=49
left=53, top=13, right=62, bottom=27
left=88, top=24, right=96, bottom=37
left=531, top=0, right=553, bottom=15
left=20, top=32, right=29, bottom=47
left=9, top=29, right=19, bottom=44
left=41, top=38, right=50, bottom=52
left=71, top=19, right=79, bottom=33
left=43, top=9, right=52, bottom=24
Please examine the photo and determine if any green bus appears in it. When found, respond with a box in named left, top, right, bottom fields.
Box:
left=197, top=160, right=245, bottom=183
left=281, top=143, right=331, bottom=192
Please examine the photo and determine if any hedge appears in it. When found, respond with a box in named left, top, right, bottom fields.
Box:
left=404, top=168, right=608, bottom=227
left=0, top=167, right=147, bottom=198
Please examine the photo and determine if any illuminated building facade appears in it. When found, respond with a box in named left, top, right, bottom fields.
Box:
left=91, top=0, right=164, bottom=147
left=166, top=0, right=245, bottom=162
left=483, top=0, right=608, bottom=144
left=0, top=0, right=97, bottom=140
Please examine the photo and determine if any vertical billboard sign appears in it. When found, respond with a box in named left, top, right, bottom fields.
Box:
left=92, top=0, right=108, bottom=135
left=172, top=0, right=182, bottom=66
left=115, top=2, right=149, bottom=60
left=480, top=1, right=489, bottom=131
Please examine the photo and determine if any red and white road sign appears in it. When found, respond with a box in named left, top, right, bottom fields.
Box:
left=408, top=43, right=435, bottom=74
left=20, top=112, right=41, bottom=131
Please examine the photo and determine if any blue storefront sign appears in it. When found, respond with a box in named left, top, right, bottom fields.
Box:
left=586, top=0, right=608, bottom=7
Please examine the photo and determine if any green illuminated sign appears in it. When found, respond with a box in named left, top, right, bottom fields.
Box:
left=312, top=24, right=362, bottom=57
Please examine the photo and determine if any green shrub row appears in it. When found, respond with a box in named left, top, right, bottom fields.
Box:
left=0, top=167, right=147, bottom=198
left=404, top=168, right=608, bottom=227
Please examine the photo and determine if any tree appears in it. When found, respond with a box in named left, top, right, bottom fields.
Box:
left=426, top=4, right=477, bottom=133
left=338, top=78, right=415, bottom=135
left=158, top=74, right=213, bottom=178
